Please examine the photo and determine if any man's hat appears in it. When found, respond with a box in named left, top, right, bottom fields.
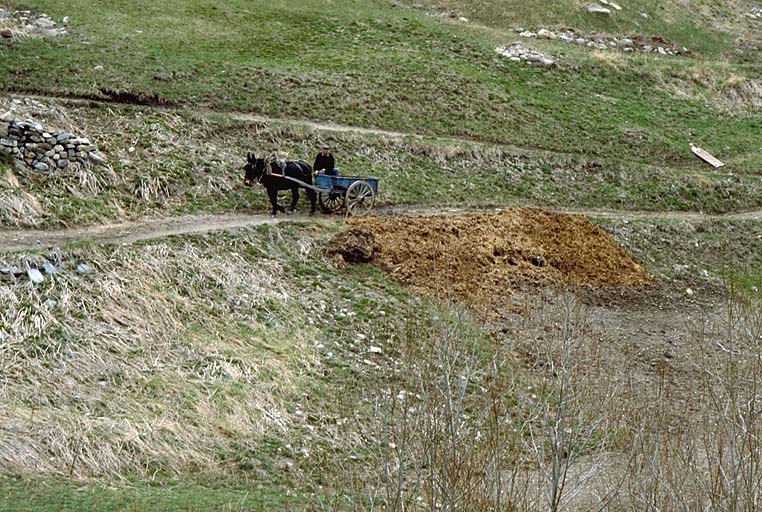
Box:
left=321, top=144, right=331, bottom=150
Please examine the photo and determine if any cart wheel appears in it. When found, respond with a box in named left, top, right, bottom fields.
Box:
left=345, top=180, right=375, bottom=216
left=319, top=192, right=345, bottom=214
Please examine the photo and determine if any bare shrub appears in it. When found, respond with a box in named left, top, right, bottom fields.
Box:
left=351, top=290, right=632, bottom=512
left=365, top=305, right=519, bottom=511
left=609, top=291, right=762, bottom=511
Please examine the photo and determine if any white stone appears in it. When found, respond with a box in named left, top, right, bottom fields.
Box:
left=27, top=268, right=44, bottom=284
left=586, top=3, right=611, bottom=15
left=34, top=17, right=56, bottom=28
left=89, top=151, right=106, bottom=164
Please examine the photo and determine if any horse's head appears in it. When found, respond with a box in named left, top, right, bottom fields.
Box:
left=243, top=153, right=267, bottom=186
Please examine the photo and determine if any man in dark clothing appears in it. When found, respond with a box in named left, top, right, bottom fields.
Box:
left=314, top=144, right=338, bottom=176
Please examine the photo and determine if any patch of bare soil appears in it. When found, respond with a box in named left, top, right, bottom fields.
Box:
left=329, top=209, right=650, bottom=305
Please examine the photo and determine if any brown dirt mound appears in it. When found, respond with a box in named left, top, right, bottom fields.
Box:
left=333, top=209, right=650, bottom=305
left=326, top=229, right=375, bottom=263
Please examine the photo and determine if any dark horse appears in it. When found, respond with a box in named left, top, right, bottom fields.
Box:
left=243, top=153, right=317, bottom=216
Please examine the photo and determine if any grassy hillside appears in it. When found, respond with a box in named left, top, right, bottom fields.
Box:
left=1, top=0, right=761, bottom=175
left=2, top=97, right=762, bottom=230
left=1, top=217, right=761, bottom=509
left=0, top=222, right=527, bottom=509
left=3, top=1, right=762, bottom=509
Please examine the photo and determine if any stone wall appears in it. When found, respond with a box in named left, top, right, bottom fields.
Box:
left=0, top=111, right=105, bottom=170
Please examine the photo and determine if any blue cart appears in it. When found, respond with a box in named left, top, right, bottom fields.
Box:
left=314, top=174, right=379, bottom=216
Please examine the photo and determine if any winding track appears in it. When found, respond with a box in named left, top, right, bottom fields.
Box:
left=2, top=206, right=762, bottom=253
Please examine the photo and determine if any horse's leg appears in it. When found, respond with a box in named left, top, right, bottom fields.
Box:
left=307, top=189, right=317, bottom=215
left=268, top=188, right=280, bottom=216
left=289, top=187, right=299, bottom=212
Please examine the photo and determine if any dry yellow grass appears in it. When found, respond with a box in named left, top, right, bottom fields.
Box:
left=0, top=236, right=320, bottom=478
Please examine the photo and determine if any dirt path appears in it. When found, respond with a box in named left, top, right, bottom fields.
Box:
left=20, top=93, right=590, bottom=160
left=2, top=206, right=762, bottom=253
left=0, top=213, right=287, bottom=253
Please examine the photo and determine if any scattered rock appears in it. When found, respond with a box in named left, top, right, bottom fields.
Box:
left=369, top=346, right=383, bottom=354
left=42, top=261, right=57, bottom=274
left=599, top=0, right=622, bottom=10
left=495, top=43, right=556, bottom=67
left=0, top=9, right=68, bottom=39
left=34, top=17, right=55, bottom=28
left=518, top=28, right=686, bottom=57
left=89, top=151, right=106, bottom=164
left=27, top=268, right=44, bottom=284
left=586, top=3, right=612, bottom=15
left=43, top=299, right=57, bottom=310
left=76, top=263, right=92, bottom=274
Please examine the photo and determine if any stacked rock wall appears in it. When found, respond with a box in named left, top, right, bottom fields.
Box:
left=0, top=112, right=105, bottom=170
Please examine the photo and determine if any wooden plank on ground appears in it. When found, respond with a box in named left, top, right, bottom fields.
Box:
left=691, top=144, right=725, bottom=168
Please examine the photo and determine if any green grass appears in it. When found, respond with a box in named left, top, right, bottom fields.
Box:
left=724, top=267, right=762, bottom=302
left=1, top=0, right=761, bottom=175
left=400, top=0, right=738, bottom=54
left=0, top=477, right=303, bottom=512
left=598, top=217, right=762, bottom=283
